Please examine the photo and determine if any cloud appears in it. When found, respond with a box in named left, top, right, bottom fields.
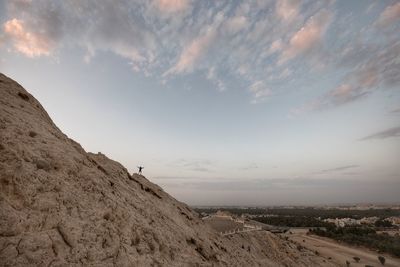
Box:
left=3, top=1, right=396, bottom=107
left=84, top=2, right=157, bottom=64
left=1, top=1, right=336, bottom=104
left=328, top=84, right=369, bottom=106
left=292, top=83, right=369, bottom=114
left=154, top=0, right=190, bottom=13
left=279, top=9, right=332, bottom=64
left=391, top=107, right=400, bottom=114
left=2, top=1, right=158, bottom=65
left=239, top=163, right=258, bottom=171
left=376, top=2, right=400, bottom=27
left=2, top=1, right=326, bottom=103
left=360, top=126, right=400, bottom=141
left=317, top=165, right=359, bottom=174
left=169, top=158, right=215, bottom=173
left=345, top=42, right=400, bottom=90
left=296, top=37, right=400, bottom=113
left=248, top=81, right=271, bottom=103
left=276, top=0, right=300, bottom=22
left=223, top=15, right=248, bottom=34
left=3, top=18, right=53, bottom=57
left=269, top=39, right=283, bottom=54
left=191, top=167, right=212, bottom=172
left=278, top=67, right=292, bottom=79
left=342, top=41, right=399, bottom=96
left=206, top=66, right=226, bottom=91
left=165, top=28, right=216, bottom=74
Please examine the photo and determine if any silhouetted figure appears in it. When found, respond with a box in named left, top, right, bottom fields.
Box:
left=138, top=166, right=144, bottom=174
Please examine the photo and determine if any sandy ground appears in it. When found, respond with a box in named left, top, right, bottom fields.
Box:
left=284, top=229, right=400, bottom=267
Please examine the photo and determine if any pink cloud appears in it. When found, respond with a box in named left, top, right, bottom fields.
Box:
left=377, top=2, right=400, bottom=27
left=330, top=84, right=353, bottom=99
left=279, top=10, right=331, bottom=64
left=327, top=82, right=369, bottom=106
left=155, top=0, right=190, bottom=13
left=3, top=18, right=52, bottom=57
left=224, top=16, right=248, bottom=34
left=357, top=66, right=379, bottom=88
left=276, top=0, right=300, bottom=22
left=166, top=29, right=216, bottom=74
left=269, top=39, right=283, bottom=54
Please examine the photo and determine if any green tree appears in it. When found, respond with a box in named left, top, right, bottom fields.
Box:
left=375, top=220, right=392, bottom=228
left=378, top=255, right=385, bottom=265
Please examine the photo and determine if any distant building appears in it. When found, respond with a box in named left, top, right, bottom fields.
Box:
left=386, top=216, right=400, bottom=226
left=324, top=218, right=360, bottom=227
left=360, top=216, right=379, bottom=225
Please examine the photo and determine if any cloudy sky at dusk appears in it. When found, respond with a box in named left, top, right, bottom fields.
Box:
left=1, top=0, right=399, bottom=205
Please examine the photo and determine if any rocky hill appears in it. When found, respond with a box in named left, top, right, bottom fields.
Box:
left=0, top=73, right=335, bottom=266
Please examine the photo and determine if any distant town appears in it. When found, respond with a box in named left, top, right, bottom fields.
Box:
left=195, top=205, right=400, bottom=265
left=194, top=204, right=400, bottom=210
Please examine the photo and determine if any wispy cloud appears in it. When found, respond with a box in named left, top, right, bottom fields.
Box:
left=239, top=163, right=258, bottom=171
left=295, top=39, right=400, bottom=113
left=390, top=107, right=400, bottom=114
left=376, top=2, right=400, bottom=27
left=279, top=9, right=332, bottom=64
left=224, top=15, right=248, bottom=34
left=328, top=84, right=369, bottom=105
left=292, top=3, right=400, bottom=114
left=248, top=81, right=271, bottom=103
left=360, top=126, right=400, bottom=141
left=276, top=0, right=300, bottom=22
left=1, top=1, right=398, bottom=106
left=154, top=0, right=191, bottom=14
left=206, top=66, right=226, bottom=91
left=165, top=27, right=217, bottom=75
left=169, top=158, right=215, bottom=173
left=268, top=39, right=283, bottom=54
left=316, top=165, right=359, bottom=174
left=0, top=1, right=334, bottom=102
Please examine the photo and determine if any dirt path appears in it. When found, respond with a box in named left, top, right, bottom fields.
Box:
left=285, top=229, right=400, bottom=267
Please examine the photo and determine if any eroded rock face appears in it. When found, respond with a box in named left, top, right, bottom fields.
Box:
left=0, top=73, right=336, bottom=266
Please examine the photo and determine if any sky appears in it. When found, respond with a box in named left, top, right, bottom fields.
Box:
left=0, top=0, right=399, bottom=206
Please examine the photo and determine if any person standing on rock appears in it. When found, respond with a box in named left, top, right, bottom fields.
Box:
left=137, top=166, right=144, bottom=174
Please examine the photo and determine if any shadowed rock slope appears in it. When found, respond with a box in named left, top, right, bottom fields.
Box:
left=0, top=73, right=335, bottom=266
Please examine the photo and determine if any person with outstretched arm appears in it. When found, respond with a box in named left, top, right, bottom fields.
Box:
left=137, top=166, right=144, bottom=174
